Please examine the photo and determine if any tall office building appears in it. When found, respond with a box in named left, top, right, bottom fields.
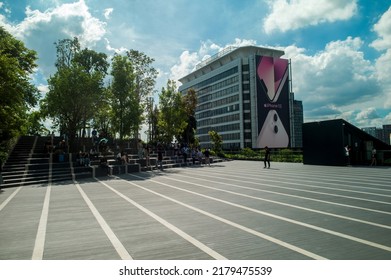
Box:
left=178, top=46, right=302, bottom=150
left=362, top=125, right=391, bottom=145
left=290, top=94, right=303, bottom=148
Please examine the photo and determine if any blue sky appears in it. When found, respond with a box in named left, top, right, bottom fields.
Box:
left=1, top=0, right=391, bottom=128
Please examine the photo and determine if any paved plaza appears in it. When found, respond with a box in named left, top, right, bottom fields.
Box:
left=0, top=161, right=390, bottom=260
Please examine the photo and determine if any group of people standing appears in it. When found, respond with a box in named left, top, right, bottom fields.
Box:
left=155, top=143, right=214, bottom=169
left=115, top=142, right=212, bottom=170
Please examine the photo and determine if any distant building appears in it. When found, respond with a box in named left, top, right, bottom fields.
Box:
left=362, top=125, right=391, bottom=145
left=290, top=93, right=303, bottom=148
left=362, top=127, right=377, bottom=137
left=383, top=124, right=391, bottom=145
left=178, top=46, right=303, bottom=150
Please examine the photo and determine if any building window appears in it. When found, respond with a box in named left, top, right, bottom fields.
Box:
left=242, top=83, right=250, bottom=90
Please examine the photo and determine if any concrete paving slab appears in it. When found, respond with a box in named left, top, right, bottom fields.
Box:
left=0, top=161, right=390, bottom=260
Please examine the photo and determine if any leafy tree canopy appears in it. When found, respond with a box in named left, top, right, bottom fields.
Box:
left=0, top=26, right=39, bottom=142
left=158, top=80, right=188, bottom=144
left=109, top=51, right=157, bottom=143
left=41, top=37, right=108, bottom=151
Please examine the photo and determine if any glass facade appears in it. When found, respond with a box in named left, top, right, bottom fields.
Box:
left=179, top=46, right=302, bottom=150
left=181, top=66, right=242, bottom=149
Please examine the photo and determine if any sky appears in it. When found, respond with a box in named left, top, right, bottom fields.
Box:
left=1, top=0, right=391, bottom=129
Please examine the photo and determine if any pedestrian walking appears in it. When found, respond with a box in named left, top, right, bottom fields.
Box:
left=204, top=148, right=211, bottom=166
left=264, top=146, right=270, bottom=169
left=182, top=145, right=188, bottom=166
left=345, top=145, right=351, bottom=166
left=371, top=147, right=377, bottom=166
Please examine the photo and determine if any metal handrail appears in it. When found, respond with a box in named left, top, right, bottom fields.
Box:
left=195, top=46, right=237, bottom=70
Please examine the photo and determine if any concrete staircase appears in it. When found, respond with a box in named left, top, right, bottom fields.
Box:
left=1, top=136, right=92, bottom=188
left=0, top=136, right=223, bottom=188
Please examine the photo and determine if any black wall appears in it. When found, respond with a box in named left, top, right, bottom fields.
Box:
left=303, top=120, right=345, bottom=165
left=303, top=119, right=391, bottom=166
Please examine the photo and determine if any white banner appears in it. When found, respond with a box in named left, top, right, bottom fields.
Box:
left=0, top=260, right=389, bottom=280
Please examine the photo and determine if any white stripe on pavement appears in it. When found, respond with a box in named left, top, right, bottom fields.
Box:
left=75, top=181, right=133, bottom=260
left=98, top=178, right=227, bottom=260
left=0, top=187, right=22, bottom=212
left=119, top=175, right=327, bottom=260
left=32, top=184, right=51, bottom=260
left=147, top=175, right=391, bottom=253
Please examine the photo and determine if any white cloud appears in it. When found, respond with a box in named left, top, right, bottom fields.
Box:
left=263, top=0, right=358, bottom=33
left=0, top=2, right=10, bottom=13
left=0, top=2, right=14, bottom=31
left=37, top=84, right=49, bottom=95
left=170, top=50, right=200, bottom=82
left=356, top=107, right=379, bottom=120
left=355, top=108, right=382, bottom=127
left=171, top=38, right=257, bottom=83
left=104, top=38, right=128, bottom=54
left=385, top=112, right=391, bottom=124
left=54, top=0, right=106, bottom=45
left=104, top=8, right=113, bottom=20
left=370, top=6, right=391, bottom=51
left=374, top=49, right=391, bottom=108
left=284, top=36, right=380, bottom=124
left=1, top=0, right=107, bottom=79
left=371, top=7, right=391, bottom=109
left=11, top=0, right=106, bottom=45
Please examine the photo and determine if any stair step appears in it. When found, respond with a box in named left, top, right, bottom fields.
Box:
left=0, top=135, right=223, bottom=188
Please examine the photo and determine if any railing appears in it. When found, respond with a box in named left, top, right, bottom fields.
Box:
left=195, top=46, right=237, bottom=70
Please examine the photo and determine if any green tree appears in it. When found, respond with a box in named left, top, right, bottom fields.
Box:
left=208, top=130, right=223, bottom=155
left=125, top=50, right=157, bottom=140
left=158, top=80, right=187, bottom=144
left=144, top=96, right=155, bottom=143
left=73, top=48, right=109, bottom=138
left=180, top=88, right=197, bottom=145
left=42, top=37, right=108, bottom=151
left=110, top=51, right=157, bottom=144
left=26, top=111, right=48, bottom=136
left=92, top=87, right=113, bottom=137
left=182, top=88, right=197, bottom=116
left=110, top=54, right=136, bottom=141
left=149, top=105, right=160, bottom=144
left=0, top=27, right=39, bottom=161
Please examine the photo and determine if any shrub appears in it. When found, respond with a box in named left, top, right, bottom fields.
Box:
left=223, top=148, right=302, bottom=163
left=242, top=147, right=258, bottom=157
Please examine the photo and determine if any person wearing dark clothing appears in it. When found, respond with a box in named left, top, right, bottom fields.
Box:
left=204, top=148, right=210, bottom=166
left=264, top=146, right=270, bottom=169
left=371, top=148, right=377, bottom=166
left=156, top=144, right=163, bottom=170
left=99, top=156, right=110, bottom=175
left=192, top=149, right=197, bottom=165
left=182, top=146, right=188, bottom=166
left=0, top=159, right=3, bottom=190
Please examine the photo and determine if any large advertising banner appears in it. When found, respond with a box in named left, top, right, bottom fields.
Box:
left=256, top=55, right=290, bottom=148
